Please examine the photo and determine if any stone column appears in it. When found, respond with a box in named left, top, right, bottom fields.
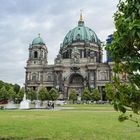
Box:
left=63, top=85, right=68, bottom=99
left=82, top=50, right=84, bottom=58
left=53, top=72, right=56, bottom=86
left=89, top=70, right=95, bottom=89
left=29, top=50, right=31, bottom=59
left=98, top=86, right=103, bottom=100
left=25, top=72, right=27, bottom=84
left=94, top=70, right=96, bottom=88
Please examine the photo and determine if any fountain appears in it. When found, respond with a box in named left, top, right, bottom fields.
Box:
left=19, top=93, right=30, bottom=109
left=35, top=100, right=42, bottom=108
left=5, top=100, right=17, bottom=109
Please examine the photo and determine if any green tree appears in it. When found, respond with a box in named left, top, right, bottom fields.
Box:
left=0, top=80, right=16, bottom=91
left=15, top=88, right=24, bottom=103
left=5, top=83, right=13, bottom=91
left=8, top=87, right=16, bottom=102
left=0, top=80, right=4, bottom=89
left=38, top=86, right=47, bottom=101
left=46, top=90, right=51, bottom=100
left=0, top=86, right=8, bottom=102
left=69, top=89, right=77, bottom=104
left=91, top=88, right=100, bottom=101
left=27, top=88, right=36, bottom=101
left=49, top=88, right=58, bottom=101
left=82, top=87, right=91, bottom=102
left=105, top=0, right=140, bottom=126
left=13, top=84, right=20, bottom=94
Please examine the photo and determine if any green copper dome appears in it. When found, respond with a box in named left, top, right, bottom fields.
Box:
left=63, top=20, right=100, bottom=47
left=32, top=35, right=45, bottom=45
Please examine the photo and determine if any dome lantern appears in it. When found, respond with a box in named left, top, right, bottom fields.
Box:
left=78, top=10, right=84, bottom=26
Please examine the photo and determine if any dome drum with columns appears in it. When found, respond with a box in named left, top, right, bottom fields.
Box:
left=25, top=14, right=116, bottom=100
left=60, top=15, right=102, bottom=63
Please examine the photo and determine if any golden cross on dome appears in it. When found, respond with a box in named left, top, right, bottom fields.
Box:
left=80, top=9, right=83, bottom=21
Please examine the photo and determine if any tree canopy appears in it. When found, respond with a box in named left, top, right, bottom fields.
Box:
left=0, top=80, right=23, bottom=103
left=49, top=88, right=58, bottom=101
left=69, top=89, right=77, bottom=104
left=0, top=86, right=8, bottom=102
left=38, top=86, right=48, bottom=101
left=82, top=87, right=90, bottom=101
left=105, top=0, right=140, bottom=126
left=15, top=88, right=24, bottom=103
left=91, top=88, right=100, bottom=101
left=8, top=87, right=16, bottom=102
left=0, top=80, right=20, bottom=92
left=27, top=88, right=37, bottom=101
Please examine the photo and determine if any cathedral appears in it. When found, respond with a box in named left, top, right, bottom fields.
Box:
left=25, top=14, right=114, bottom=100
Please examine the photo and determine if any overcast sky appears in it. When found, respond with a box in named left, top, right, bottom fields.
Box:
left=0, top=0, right=118, bottom=86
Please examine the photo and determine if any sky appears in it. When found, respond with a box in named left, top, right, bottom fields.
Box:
left=0, top=0, right=119, bottom=86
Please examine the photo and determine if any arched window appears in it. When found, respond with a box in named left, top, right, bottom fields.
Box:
left=44, top=52, right=46, bottom=58
left=76, top=34, right=80, bottom=40
left=92, top=35, right=95, bottom=42
left=34, top=51, right=38, bottom=58
left=69, top=74, right=83, bottom=84
left=32, top=73, right=36, bottom=82
left=47, top=76, right=52, bottom=81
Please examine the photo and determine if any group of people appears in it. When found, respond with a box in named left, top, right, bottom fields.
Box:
left=47, top=101, right=54, bottom=109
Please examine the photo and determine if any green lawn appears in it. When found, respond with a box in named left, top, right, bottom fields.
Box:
left=0, top=106, right=140, bottom=140
left=60, top=104, right=114, bottom=111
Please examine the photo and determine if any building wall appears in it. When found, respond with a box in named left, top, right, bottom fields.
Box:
left=25, top=40, right=114, bottom=100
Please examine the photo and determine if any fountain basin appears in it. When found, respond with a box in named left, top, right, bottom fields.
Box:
left=19, top=100, right=30, bottom=109
left=5, top=101, right=18, bottom=110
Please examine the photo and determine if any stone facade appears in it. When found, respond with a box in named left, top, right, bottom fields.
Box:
left=25, top=17, right=114, bottom=100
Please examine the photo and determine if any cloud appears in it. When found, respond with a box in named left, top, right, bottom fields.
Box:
left=0, top=0, right=119, bottom=86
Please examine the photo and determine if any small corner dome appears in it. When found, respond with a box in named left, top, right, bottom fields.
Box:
left=32, top=35, right=45, bottom=45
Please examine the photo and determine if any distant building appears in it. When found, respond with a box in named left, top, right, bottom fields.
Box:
left=106, top=34, right=113, bottom=62
left=25, top=14, right=114, bottom=100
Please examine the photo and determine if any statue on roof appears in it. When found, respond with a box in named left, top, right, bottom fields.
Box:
left=55, top=53, right=62, bottom=64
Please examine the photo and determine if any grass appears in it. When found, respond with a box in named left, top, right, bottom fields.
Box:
left=0, top=105, right=140, bottom=140
left=60, top=104, right=114, bottom=111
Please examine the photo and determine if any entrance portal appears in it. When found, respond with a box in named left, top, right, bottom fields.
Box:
left=68, top=73, right=84, bottom=97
